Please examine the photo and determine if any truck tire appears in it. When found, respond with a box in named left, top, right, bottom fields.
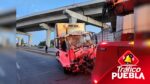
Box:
left=63, top=67, right=71, bottom=74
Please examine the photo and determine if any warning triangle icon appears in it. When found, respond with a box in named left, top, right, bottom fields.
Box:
left=118, top=50, right=139, bottom=65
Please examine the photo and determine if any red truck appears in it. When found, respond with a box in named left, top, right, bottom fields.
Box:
left=54, top=23, right=96, bottom=73
left=92, top=0, right=150, bottom=84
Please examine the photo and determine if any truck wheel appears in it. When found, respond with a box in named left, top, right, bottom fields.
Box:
left=63, top=67, right=71, bottom=74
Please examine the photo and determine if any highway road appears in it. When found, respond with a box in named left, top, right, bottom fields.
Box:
left=17, top=49, right=91, bottom=84
left=0, top=49, right=16, bottom=84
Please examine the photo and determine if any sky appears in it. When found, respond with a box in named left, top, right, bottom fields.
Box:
left=0, top=0, right=101, bottom=45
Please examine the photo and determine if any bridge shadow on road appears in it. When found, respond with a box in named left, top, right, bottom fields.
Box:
left=17, top=49, right=91, bottom=84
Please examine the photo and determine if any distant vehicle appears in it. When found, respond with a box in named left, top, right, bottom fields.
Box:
left=54, top=23, right=96, bottom=73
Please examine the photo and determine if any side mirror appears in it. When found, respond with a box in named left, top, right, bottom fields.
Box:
left=54, top=39, right=59, bottom=49
left=91, top=33, right=98, bottom=44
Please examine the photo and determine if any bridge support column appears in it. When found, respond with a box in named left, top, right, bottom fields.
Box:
left=28, top=35, right=32, bottom=47
left=63, top=9, right=110, bottom=29
left=16, top=31, right=32, bottom=47
left=39, top=23, right=51, bottom=47
left=18, top=37, right=22, bottom=46
left=46, top=28, right=51, bottom=47
left=69, top=17, right=77, bottom=23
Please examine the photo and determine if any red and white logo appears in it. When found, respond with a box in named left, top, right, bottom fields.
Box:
left=118, top=50, right=139, bottom=65
left=112, top=50, right=145, bottom=80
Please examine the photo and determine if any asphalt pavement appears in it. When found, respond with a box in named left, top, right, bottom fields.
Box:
left=17, top=49, right=91, bottom=84
left=0, top=49, right=16, bottom=84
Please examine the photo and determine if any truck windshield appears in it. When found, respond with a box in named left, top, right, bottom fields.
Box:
left=66, top=33, right=93, bottom=49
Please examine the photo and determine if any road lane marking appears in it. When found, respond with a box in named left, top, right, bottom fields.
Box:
left=0, top=67, right=6, bottom=77
left=16, top=62, right=20, bottom=69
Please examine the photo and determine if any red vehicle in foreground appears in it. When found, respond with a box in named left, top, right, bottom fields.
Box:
left=92, top=0, right=150, bottom=84
left=55, top=23, right=96, bottom=73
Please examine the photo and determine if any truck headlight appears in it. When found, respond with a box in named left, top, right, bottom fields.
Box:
left=143, top=40, right=150, bottom=47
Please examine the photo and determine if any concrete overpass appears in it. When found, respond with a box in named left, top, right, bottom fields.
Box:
left=16, top=0, right=117, bottom=47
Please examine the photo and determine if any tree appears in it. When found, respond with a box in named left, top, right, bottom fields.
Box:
left=21, top=39, right=24, bottom=46
left=38, top=41, right=46, bottom=46
left=38, top=40, right=54, bottom=48
left=49, top=39, right=55, bottom=48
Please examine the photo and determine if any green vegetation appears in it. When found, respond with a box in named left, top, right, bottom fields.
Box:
left=38, top=39, right=54, bottom=48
